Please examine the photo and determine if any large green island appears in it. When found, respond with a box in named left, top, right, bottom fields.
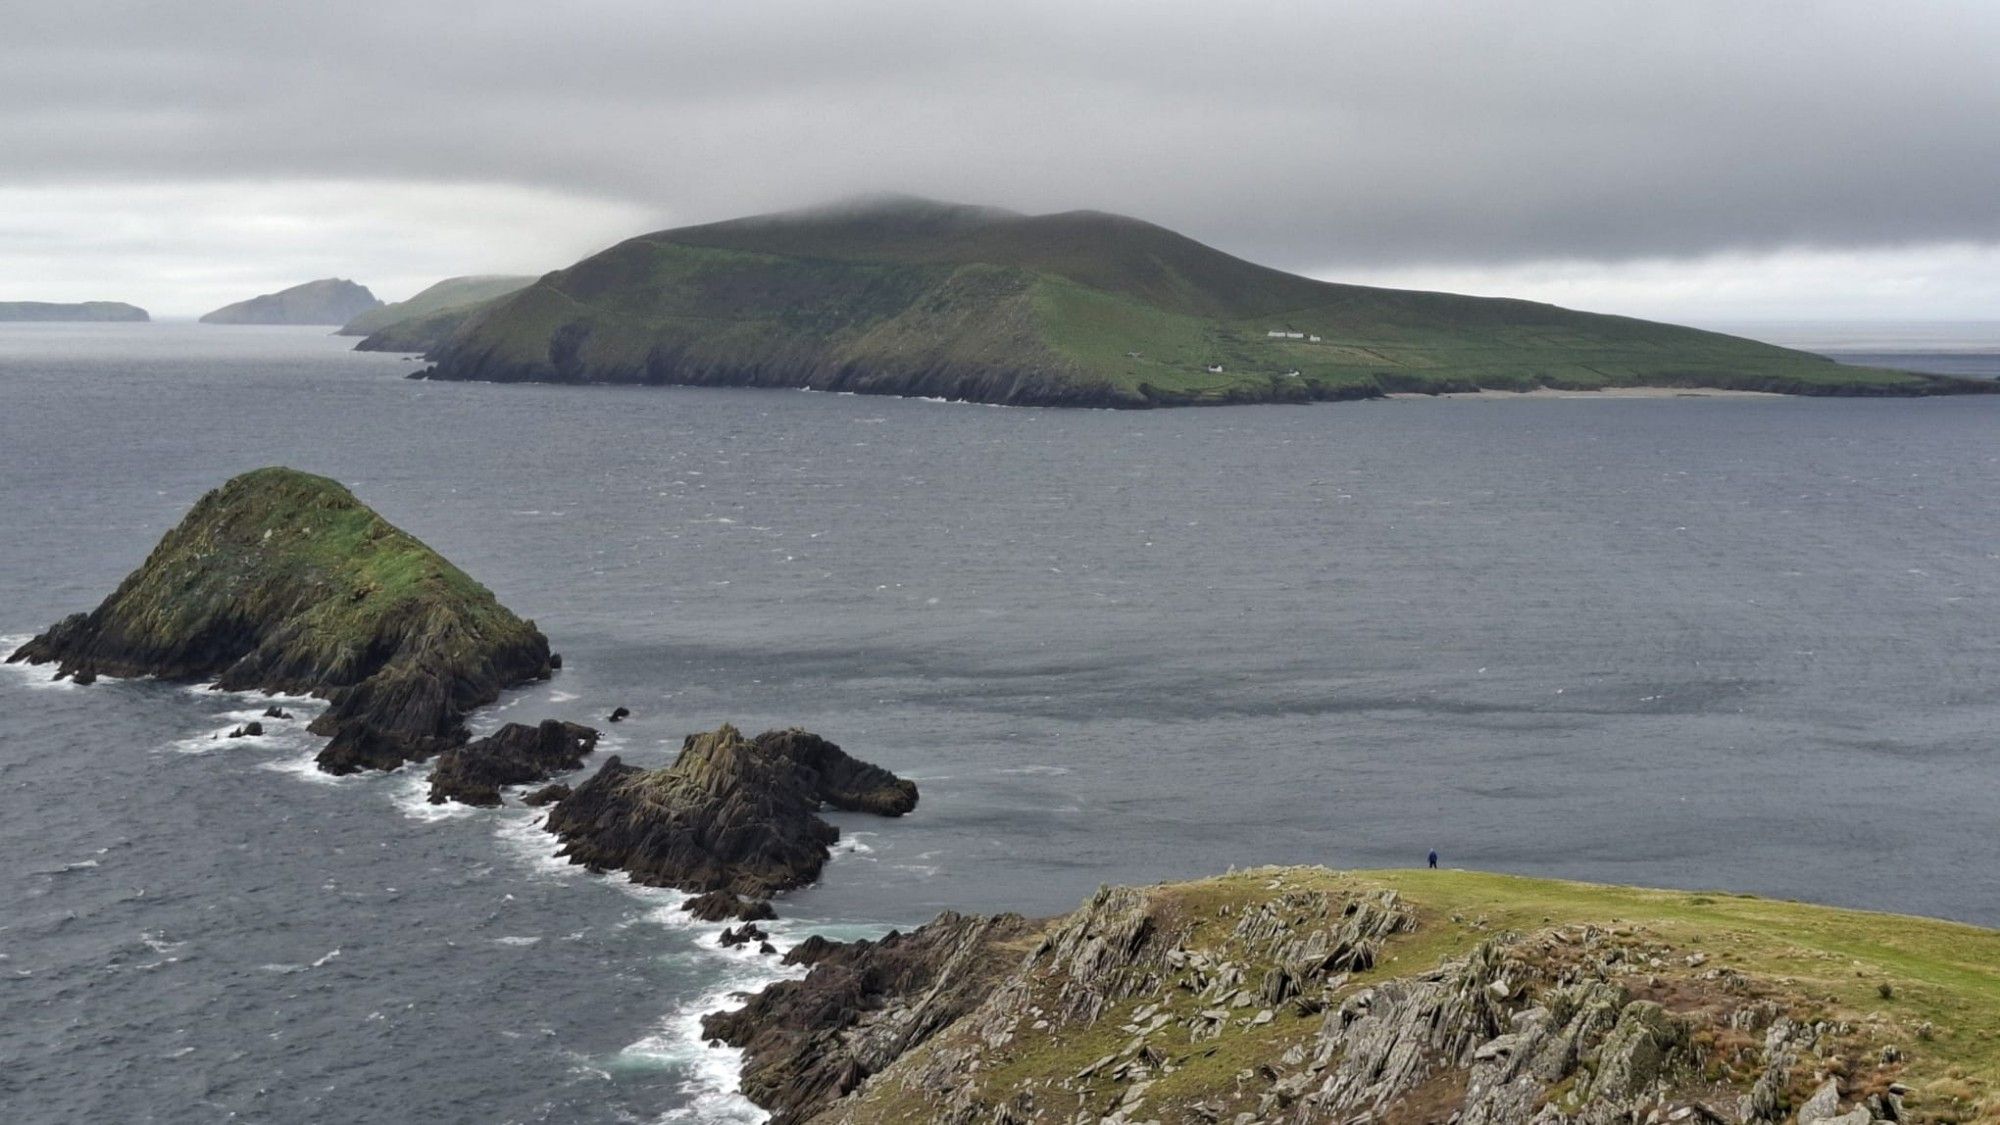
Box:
left=407, top=198, right=1995, bottom=407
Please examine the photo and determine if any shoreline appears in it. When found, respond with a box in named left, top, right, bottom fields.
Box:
left=1387, top=386, right=1785, bottom=400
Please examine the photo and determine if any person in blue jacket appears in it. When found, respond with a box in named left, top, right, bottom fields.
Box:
left=1427, top=849, right=1439, bottom=869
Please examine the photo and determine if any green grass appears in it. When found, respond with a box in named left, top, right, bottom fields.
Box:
left=340, top=274, right=535, bottom=336
left=835, top=866, right=2000, bottom=1123
left=15, top=467, right=550, bottom=739
left=424, top=198, right=1991, bottom=406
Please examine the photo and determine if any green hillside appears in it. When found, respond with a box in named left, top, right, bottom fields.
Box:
left=421, top=198, right=1995, bottom=407
left=339, top=274, right=534, bottom=337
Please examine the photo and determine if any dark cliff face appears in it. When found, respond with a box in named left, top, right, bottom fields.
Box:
left=7, top=467, right=554, bottom=773
left=701, top=911, right=1039, bottom=1125
left=542, top=725, right=918, bottom=900
left=199, top=279, right=382, bottom=325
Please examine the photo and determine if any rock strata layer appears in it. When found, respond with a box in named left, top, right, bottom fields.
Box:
left=543, top=724, right=916, bottom=899
left=8, top=467, right=554, bottom=773
left=427, top=720, right=598, bottom=806
left=712, top=868, right=1950, bottom=1125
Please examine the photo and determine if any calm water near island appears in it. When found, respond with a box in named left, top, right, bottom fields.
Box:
left=3, top=322, right=1999, bottom=1123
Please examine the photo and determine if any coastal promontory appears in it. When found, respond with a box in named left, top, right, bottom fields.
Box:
left=199, top=279, right=382, bottom=326
left=7, top=467, right=555, bottom=772
left=0, top=301, right=149, bottom=322
left=544, top=725, right=917, bottom=903
left=339, top=274, right=534, bottom=349
left=713, top=867, right=2000, bottom=1124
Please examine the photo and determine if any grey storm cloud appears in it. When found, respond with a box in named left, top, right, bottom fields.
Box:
left=5, top=0, right=2000, bottom=273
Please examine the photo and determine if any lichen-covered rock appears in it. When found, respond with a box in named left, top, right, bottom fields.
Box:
left=7, top=468, right=554, bottom=773
left=426, top=719, right=598, bottom=806
left=542, top=724, right=917, bottom=898
left=1584, top=1000, right=1689, bottom=1101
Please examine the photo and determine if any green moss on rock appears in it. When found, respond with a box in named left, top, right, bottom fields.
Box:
left=8, top=467, right=553, bottom=772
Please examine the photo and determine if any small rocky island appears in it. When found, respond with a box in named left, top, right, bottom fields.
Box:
left=427, top=719, right=598, bottom=806
left=0, top=300, right=149, bottom=322
left=545, top=724, right=917, bottom=916
left=199, top=279, right=382, bottom=325
left=708, top=867, right=1990, bottom=1124
left=8, top=467, right=555, bottom=773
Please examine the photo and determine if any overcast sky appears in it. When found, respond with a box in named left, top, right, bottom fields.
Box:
left=5, top=1, right=1998, bottom=321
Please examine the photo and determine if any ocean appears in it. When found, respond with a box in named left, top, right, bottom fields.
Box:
left=3, top=321, right=1997, bottom=1122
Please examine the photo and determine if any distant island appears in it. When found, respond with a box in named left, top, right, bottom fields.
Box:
left=199, top=278, right=382, bottom=326
left=0, top=300, right=148, bottom=322
left=409, top=197, right=1996, bottom=407
left=338, top=274, right=534, bottom=344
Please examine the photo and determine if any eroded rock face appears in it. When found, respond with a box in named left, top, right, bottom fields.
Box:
left=7, top=467, right=555, bottom=774
left=542, top=725, right=917, bottom=898
left=713, top=872, right=1904, bottom=1125
left=427, top=720, right=598, bottom=806
left=702, top=911, right=1038, bottom=1125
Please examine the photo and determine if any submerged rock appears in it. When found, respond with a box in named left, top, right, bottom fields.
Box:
left=521, top=782, right=572, bottom=807
left=542, top=724, right=917, bottom=899
left=7, top=467, right=555, bottom=773
left=426, top=720, right=599, bottom=806
left=226, top=721, right=264, bottom=739
left=607, top=706, right=630, bottom=723
left=683, top=890, right=778, bottom=923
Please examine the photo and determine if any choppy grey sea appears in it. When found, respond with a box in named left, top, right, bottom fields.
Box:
left=2, top=322, right=1997, bottom=1122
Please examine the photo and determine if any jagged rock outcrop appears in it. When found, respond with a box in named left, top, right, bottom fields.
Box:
left=426, top=719, right=598, bottom=806
left=521, top=783, right=571, bottom=807
left=7, top=467, right=554, bottom=773
left=712, top=868, right=1946, bottom=1125
left=703, top=911, right=1039, bottom=1124
left=543, top=725, right=917, bottom=898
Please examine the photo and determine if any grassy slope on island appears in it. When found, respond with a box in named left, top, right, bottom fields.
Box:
left=420, top=198, right=1991, bottom=407
left=200, top=278, right=382, bottom=325
left=760, top=867, right=2000, bottom=1124
left=7, top=467, right=551, bottom=764
left=0, top=301, right=149, bottom=322
left=338, top=274, right=535, bottom=337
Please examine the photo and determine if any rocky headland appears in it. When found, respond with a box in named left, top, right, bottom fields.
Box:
left=340, top=274, right=534, bottom=352
left=543, top=724, right=917, bottom=909
left=706, top=867, right=2000, bottom=1124
left=7, top=467, right=556, bottom=773
left=0, top=300, right=149, bottom=322
left=427, top=719, right=598, bottom=806
left=199, top=279, right=382, bottom=325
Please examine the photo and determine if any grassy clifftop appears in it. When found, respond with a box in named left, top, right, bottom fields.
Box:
left=8, top=467, right=552, bottom=770
left=718, top=866, right=2000, bottom=1124
left=419, top=198, right=1993, bottom=407
left=340, top=274, right=534, bottom=338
